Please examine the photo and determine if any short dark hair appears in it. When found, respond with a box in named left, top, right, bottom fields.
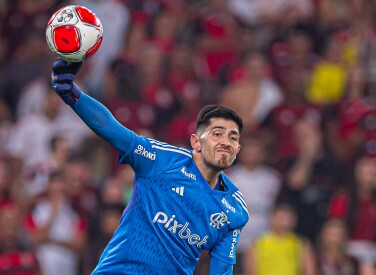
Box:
left=196, top=105, right=243, bottom=134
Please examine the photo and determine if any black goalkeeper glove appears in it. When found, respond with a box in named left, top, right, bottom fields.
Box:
left=51, top=58, right=83, bottom=105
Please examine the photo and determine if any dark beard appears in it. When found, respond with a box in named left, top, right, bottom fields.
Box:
left=203, top=156, right=230, bottom=172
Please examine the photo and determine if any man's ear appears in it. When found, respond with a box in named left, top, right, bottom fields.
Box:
left=190, top=134, right=201, bottom=152
left=234, top=144, right=241, bottom=159
left=237, top=144, right=241, bottom=154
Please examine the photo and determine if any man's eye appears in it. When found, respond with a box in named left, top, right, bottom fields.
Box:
left=230, top=137, right=238, bottom=142
left=213, top=132, right=221, bottom=137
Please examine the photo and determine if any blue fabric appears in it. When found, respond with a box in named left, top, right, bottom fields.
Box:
left=51, top=59, right=82, bottom=105
left=68, top=92, right=249, bottom=274
left=71, top=92, right=133, bottom=155
left=210, top=256, right=234, bottom=275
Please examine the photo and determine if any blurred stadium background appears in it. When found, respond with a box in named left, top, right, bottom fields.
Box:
left=0, top=0, right=375, bottom=274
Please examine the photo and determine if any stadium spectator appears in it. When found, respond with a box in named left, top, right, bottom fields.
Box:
left=101, top=174, right=128, bottom=207
left=63, top=156, right=99, bottom=223
left=163, top=43, right=201, bottom=146
left=100, top=164, right=135, bottom=206
left=269, top=30, right=317, bottom=100
left=104, top=23, right=147, bottom=101
left=15, top=77, right=51, bottom=119
left=328, top=154, right=376, bottom=267
left=316, top=218, right=375, bottom=275
left=228, top=0, right=314, bottom=51
left=106, top=41, right=180, bottom=137
left=0, top=158, right=30, bottom=218
left=244, top=203, right=316, bottom=275
left=324, top=64, right=376, bottom=166
left=278, top=116, right=345, bottom=242
left=219, top=51, right=283, bottom=133
left=270, top=99, right=321, bottom=163
left=25, top=171, right=87, bottom=275
left=194, top=0, right=239, bottom=80
left=0, top=99, right=13, bottom=157
left=0, top=200, right=40, bottom=275
left=0, top=35, right=8, bottom=71
left=84, top=203, right=124, bottom=274
left=0, top=0, right=8, bottom=26
left=226, top=136, right=281, bottom=274
left=148, top=9, right=178, bottom=56
left=306, top=33, right=348, bottom=105
left=0, top=32, right=52, bottom=116
left=0, top=158, right=20, bottom=204
left=0, top=0, right=58, bottom=59
left=2, top=0, right=376, bottom=273
left=48, top=135, right=71, bottom=172
left=230, top=0, right=313, bottom=27
left=7, top=92, right=90, bottom=197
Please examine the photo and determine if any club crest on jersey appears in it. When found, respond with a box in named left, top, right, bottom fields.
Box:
left=181, top=166, right=196, bottom=180
left=134, top=145, right=156, bottom=160
left=210, top=212, right=230, bottom=229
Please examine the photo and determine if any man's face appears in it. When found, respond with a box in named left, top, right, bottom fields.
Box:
left=192, top=118, right=241, bottom=170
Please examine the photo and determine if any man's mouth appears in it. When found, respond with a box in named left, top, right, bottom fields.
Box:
left=217, top=149, right=230, bottom=155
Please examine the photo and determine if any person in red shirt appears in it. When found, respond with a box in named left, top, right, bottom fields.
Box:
left=195, top=0, right=239, bottom=79
left=329, top=155, right=376, bottom=266
left=0, top=200, right=40, bottom=275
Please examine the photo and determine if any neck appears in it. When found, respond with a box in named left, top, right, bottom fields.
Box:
left=193, top=151, right=222, bottom=189
left=273, top=229, right=290, bottom=236
left=322, top=248, right=345, bottom=262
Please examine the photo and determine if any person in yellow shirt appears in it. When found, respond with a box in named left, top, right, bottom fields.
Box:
left=244, top=203, right=317, bottom=275
left=306, top=35, right=347, bottom=105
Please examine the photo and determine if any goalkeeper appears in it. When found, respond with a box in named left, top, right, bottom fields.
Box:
left=51, top=59, right=249, bottom=275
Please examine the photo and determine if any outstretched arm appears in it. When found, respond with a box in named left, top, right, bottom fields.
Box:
left=71, top=92, right=133, bottom=156
left=51, top=59, right=133, bottom=155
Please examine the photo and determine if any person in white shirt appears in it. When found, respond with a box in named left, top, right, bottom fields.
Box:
left=226, top=136, right=281, bottom=273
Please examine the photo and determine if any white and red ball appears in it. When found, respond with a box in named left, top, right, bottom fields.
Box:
left=46, top=5, right=103, bottom=62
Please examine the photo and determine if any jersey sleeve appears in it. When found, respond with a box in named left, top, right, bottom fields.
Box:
left=209, top=257, right=233, bottom=275
left=71, top=92, right=192, bottom=177
left=209, top=227, right=242, bottom=265
left=71, top=92, right=133, bottom=156
left=118, top=136, right=192, bottom=177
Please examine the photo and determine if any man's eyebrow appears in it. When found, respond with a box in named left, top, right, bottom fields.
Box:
left=211, top=126, right=226, bottom=131
left=211, top=126, right=240, bottom=135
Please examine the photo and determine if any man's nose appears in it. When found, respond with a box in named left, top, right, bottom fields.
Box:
left=220, top=137, right=231, bottom=146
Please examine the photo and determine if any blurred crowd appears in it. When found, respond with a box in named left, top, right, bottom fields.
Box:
left=0, top=0, right=376, bottom=274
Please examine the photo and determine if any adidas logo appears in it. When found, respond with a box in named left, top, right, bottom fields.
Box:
left=172, top=187, right=184, bottom=196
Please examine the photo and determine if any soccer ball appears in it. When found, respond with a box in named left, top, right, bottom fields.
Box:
left=46, top=5, right=103, bottom=62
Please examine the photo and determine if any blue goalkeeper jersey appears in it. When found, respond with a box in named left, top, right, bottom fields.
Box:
left=72, top=93, right=249, bottom=275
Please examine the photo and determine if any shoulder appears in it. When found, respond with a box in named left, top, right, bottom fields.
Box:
left=147, top=138, right=191, bottom=154
left=121, top=136, right=192, bottom=176
left=145, top=138, right=192, bottom=160
left=130, top=136, right=192, bottom=159
left=221, top=173, right=249, bottom=227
